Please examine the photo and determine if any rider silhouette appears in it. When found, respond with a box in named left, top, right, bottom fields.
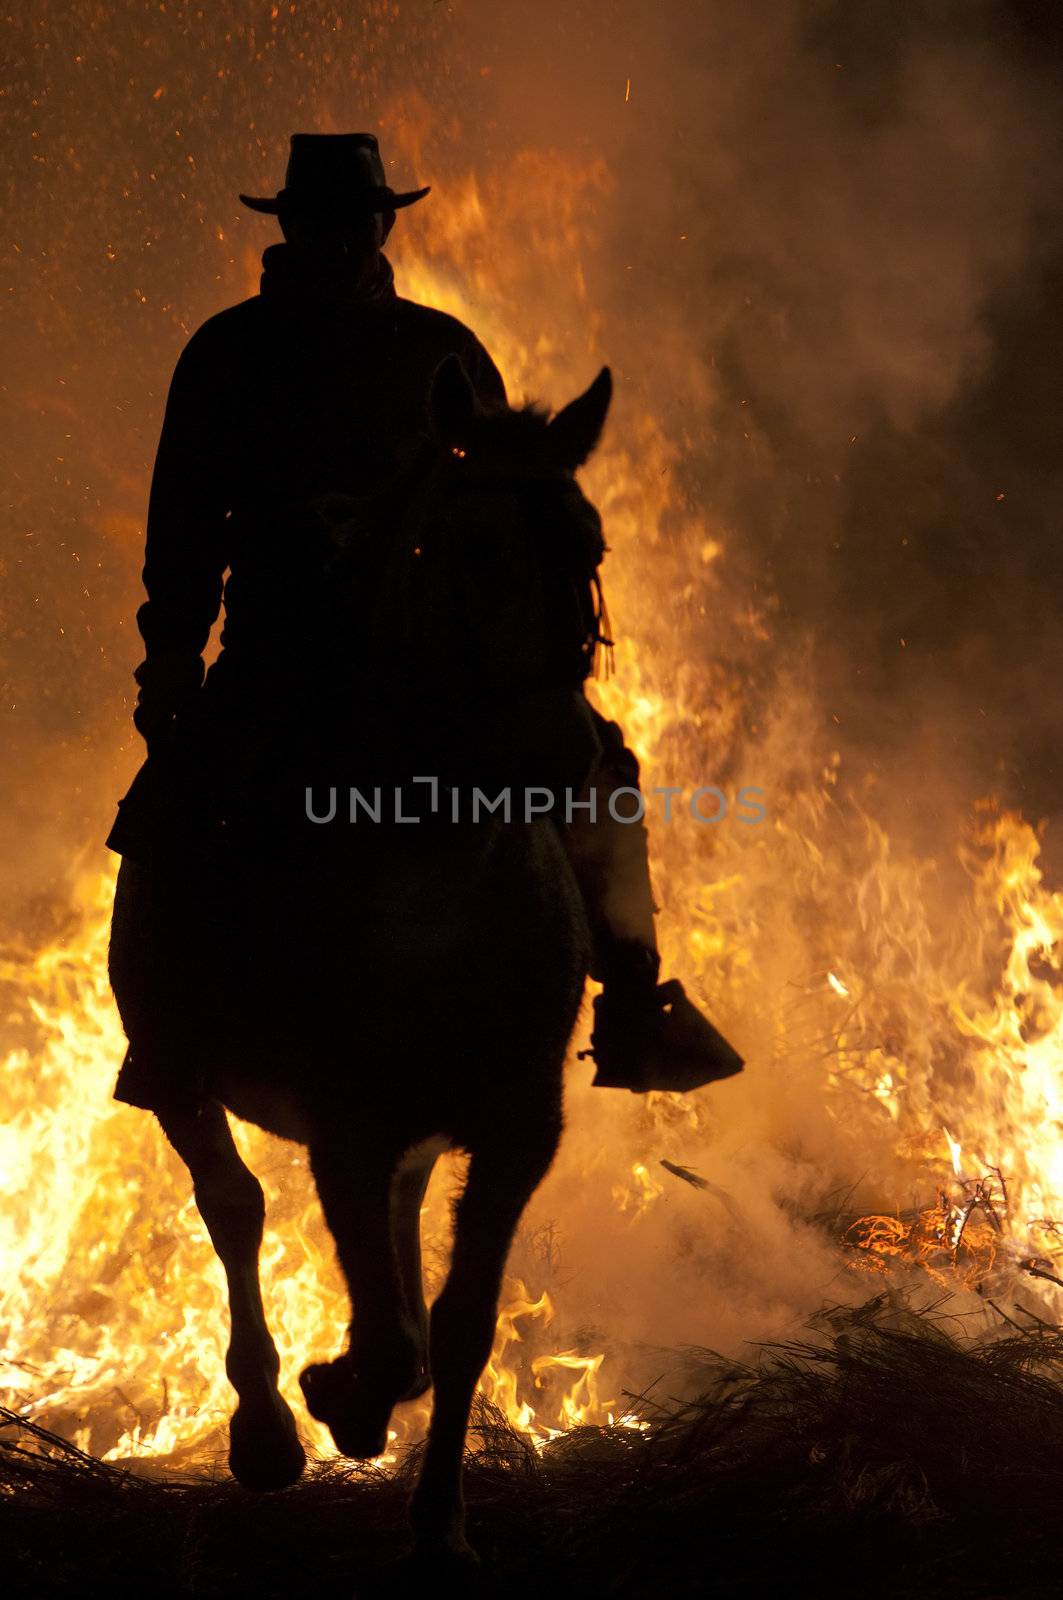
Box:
left=106, top=133, right=742, bottom=1098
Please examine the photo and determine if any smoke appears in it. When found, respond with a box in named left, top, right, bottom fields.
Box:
left=459, top=0, right=1063, bottom=823
left=3, top=0, right=1063, bottom=1413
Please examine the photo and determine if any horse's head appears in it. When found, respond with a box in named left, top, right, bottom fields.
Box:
left=421, top=354, right=612, bottom=661
left=376, top=357, right=614, bottom=784
left=429, top=353, right=613, bottom=484
left=321, top=358, right=613, bottom=795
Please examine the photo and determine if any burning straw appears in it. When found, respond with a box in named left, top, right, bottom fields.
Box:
left=5, top=1293, right=1063, bottom=1597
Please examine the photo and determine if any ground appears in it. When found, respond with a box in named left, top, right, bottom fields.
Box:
left=4, top=1296, right=1063, bottom=1599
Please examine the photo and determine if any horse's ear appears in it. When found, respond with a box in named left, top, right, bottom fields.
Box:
left=430, top=354, right=478, bottom=443
left=547, top=366, right=613, bottom=471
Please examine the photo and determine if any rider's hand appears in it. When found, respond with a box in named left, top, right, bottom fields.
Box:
left=132, top=652, right=205, bottom=754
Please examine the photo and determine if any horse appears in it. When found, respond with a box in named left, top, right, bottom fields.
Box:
left=108, top=354, right=616, bottom=1566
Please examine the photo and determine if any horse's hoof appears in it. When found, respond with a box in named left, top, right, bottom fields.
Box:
left=299, top=1360, right=392, bottom=1460
left=380, top=1540, right=487, bottom=1600
left=414, top=1534, right=481, bottom=1571
left=409, top=1496, right=482, bottom=1574
left=300, top=1358, right=351, bottom=1422
left=394, top=1535, right=482, bottom=1582
left=229, top=1392, right=306, bottom=1491
left=399, top=1366, right=431, bottom=1402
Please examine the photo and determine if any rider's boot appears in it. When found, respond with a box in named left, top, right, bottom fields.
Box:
left=566, top=716, right=744, bottom=1094
left=583, top=936, right=743, bottom=1093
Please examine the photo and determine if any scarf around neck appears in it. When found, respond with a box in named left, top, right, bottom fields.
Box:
left=259, top=241, right=398, bottom=314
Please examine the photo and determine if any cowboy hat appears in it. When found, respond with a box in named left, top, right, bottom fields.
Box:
left=239, top=132, right=430, bottom=215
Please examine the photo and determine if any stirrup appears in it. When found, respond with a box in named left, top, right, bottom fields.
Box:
left=581, top=979, right=744, bottom=1094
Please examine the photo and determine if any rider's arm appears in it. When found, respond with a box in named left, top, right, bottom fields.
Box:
left=133, top=327, right=230, bottom=747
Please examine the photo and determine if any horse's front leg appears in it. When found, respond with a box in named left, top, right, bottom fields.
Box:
left=156, top=1100, right=305, bottom=1491
left=391, top=1149, right=437, bottom=1400
left=410, top=1127, right=560, bottom=1566
left=302, top=1136, right=428, bottom=1459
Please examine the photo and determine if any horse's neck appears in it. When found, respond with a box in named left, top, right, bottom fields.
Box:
left=258, top=456, right=559, bottom=784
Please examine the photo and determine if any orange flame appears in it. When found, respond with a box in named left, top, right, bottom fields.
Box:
left=4, top=159, right=1063, bottom=1469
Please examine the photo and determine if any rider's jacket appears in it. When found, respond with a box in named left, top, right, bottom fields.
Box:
left=136, top=245, right=505, bottom=675
left=107, top=245, right=608, bottom=862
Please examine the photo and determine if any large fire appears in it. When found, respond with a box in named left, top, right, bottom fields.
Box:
left=3, top=132, right=1062, bottom=1474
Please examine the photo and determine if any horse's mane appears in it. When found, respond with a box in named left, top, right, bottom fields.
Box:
left=474, top=397, right=552, bottom=434
left=467, top=396, right=557, bottom=448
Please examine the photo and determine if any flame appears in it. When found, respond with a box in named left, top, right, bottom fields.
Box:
left=531, top=1350, right=608, bottom=1432
left=0, top=875, right=615, bottom=1460
left=5, top=152, right=1063, bottom=1469
left=611, top=1160, right=666, bottom=1219
left=841, top=813, right=1063, bottom=1288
